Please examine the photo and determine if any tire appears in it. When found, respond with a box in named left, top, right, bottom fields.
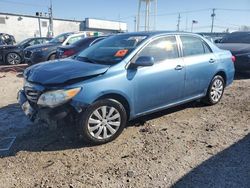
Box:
left=79, top=99, right=127, bottom=145
left=203, top=75, right=225, bottom=105
left=48, top=54, right=56, bottom=60
left=6, top=52, right=21, bottom=65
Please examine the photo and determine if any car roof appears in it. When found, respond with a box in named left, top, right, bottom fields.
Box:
left=69, top=36, right=106, bottom=46
left=116, top=31, right=199, bottom=38
left=0, top=33, right=14, bottom=37
left=230, top=31, right=250, bottom=35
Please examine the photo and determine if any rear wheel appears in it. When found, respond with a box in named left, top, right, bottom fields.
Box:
left=203, top=75, right=225, bottom=105
left=48, top=53, right=56, bottom=60
left=6, top=52, right=21, bottom=65
left=79, top=99, right=127, bottom=145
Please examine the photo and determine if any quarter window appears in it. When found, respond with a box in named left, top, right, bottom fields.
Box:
left=180, top=36, right=211, bottom=57
left=138, top=36, right=179, bottom=63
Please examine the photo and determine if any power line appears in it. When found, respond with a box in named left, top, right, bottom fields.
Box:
left=119, top=8, right=211, bottom=22
left=0, top=0, right=47, bottom=7
left=216, top=8, right=250, bottom=12
left=215, top=18, right=242, bottom=27
left=156, top=8, right=211, bottom=17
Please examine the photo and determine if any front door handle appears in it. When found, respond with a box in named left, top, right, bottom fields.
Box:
left=175, top=65, right=184, bottom=70
left=209, top=58, right=216, bottom=63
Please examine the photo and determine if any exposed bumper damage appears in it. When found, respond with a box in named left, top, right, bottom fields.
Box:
left=17, top=89, right=83, bottom=126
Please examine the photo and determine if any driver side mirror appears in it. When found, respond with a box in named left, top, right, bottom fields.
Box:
left=130, top=56, right=155, bottom=68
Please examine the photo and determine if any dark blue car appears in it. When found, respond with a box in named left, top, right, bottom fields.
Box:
left=55, top=36, right=107, bottom=59
left=18, top=31, right=235, bottom=144
left=0, top=37, right=51, bottom=65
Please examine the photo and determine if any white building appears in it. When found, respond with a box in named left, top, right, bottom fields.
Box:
left=0, top=12, right=127, bottom=42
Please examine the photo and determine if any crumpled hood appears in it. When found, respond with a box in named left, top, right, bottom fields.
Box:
left=24, top=59, right=110, bottom=85
left=25, top=42, right=60, bottom=51
left=217, top=43, right=250, bottom=55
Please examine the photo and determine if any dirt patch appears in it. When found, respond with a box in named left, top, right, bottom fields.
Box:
left=0, top=73, right=249, bottom=188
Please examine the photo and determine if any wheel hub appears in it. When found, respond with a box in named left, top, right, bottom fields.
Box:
left=210, top=78, right=223, bottom=102
left=87, top=106, right=121, bottom=140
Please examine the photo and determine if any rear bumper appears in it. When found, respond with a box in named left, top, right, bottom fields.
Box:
left=234, top=55, right=250, bottom=72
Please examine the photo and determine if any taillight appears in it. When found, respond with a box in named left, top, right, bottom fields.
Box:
left=62, top=49, right=75, bottom=58
left=231, top=55, right=236, bottom=63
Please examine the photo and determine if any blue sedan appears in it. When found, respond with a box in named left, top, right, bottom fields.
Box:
left=18, top=31, right=235, bottom=144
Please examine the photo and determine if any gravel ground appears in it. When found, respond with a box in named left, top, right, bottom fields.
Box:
left=0, top=72, right=249, bottom=188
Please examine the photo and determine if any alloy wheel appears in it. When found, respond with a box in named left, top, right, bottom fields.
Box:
left=87, top=106, right=121, bottom=140
left=7, top=53, right=21, bottom=65
left=210, top=78, right=224, bottom=102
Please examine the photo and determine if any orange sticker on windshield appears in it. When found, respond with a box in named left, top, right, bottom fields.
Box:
left=114, top=49, right=128, bottom=57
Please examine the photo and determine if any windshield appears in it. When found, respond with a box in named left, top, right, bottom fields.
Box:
left=50, top=33, right=71, bottom=43
left=17, top=38, right=30, bottom=46
left=220, top=32, right=250, bottom=43
left=76, top=34, right=148, bottom=65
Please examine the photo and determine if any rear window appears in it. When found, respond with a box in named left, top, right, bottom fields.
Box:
left=73, top=37, right=97, bottom=47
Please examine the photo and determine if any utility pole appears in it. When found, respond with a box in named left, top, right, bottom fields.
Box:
left=211, top=8, right=216, bottom=33
left=137, top=0, right=141, bottom=31
left=191, top=20, right=198, bottom=32
left=145, top=0, right=150, bottom=31
left=177, top=13, right=181, bottom=31
left=137, top=0, right=157, bottom=32
left=134, top=16, right=137, bottom=32
left=185, top=14, right=188, bottom=31
left=48, top=0, right=54, bottom=37
left=36, top=12, right=42, bottom=37
left=154, top=0, right=157, bottom=30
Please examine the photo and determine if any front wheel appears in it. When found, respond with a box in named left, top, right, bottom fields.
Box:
left=6, top=52, right=22, bottom=65
left=203, top=75, right=225, bottom=105
left=79, top=99, right=127, bottom=144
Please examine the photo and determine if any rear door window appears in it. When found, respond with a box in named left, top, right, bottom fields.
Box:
left=180, top=36, right=211, bottom=57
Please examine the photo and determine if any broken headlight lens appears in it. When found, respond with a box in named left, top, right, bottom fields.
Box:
left=37, top=88, right=81, bottom=108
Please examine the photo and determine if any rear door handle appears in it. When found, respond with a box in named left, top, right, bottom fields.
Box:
left=175, top=65, right=184, bottom=70
left=209, top=58, right=216, bottom=63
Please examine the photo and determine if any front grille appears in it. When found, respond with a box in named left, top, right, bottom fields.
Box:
left=24, top=51, right=32, bottom=58
left=24, top=87, right=41, bottom=103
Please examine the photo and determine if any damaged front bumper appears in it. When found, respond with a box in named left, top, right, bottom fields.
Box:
left=18, top=90, right=36, bottom=121
left=17, top=90, right=81, bottom=124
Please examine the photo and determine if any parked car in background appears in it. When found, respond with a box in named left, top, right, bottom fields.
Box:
left=0, top=33, right=16, bottom=46
left=216, top=31, right=250, bottom=73
left=18, top=32, right=235, bottom=144
left=24, top=31, right=102, bottom=65
left=198, top=32, right=228, bottom=43
left=0, top=37, right=51, bottom=65
left=56, top=36, right=107, bottom=59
